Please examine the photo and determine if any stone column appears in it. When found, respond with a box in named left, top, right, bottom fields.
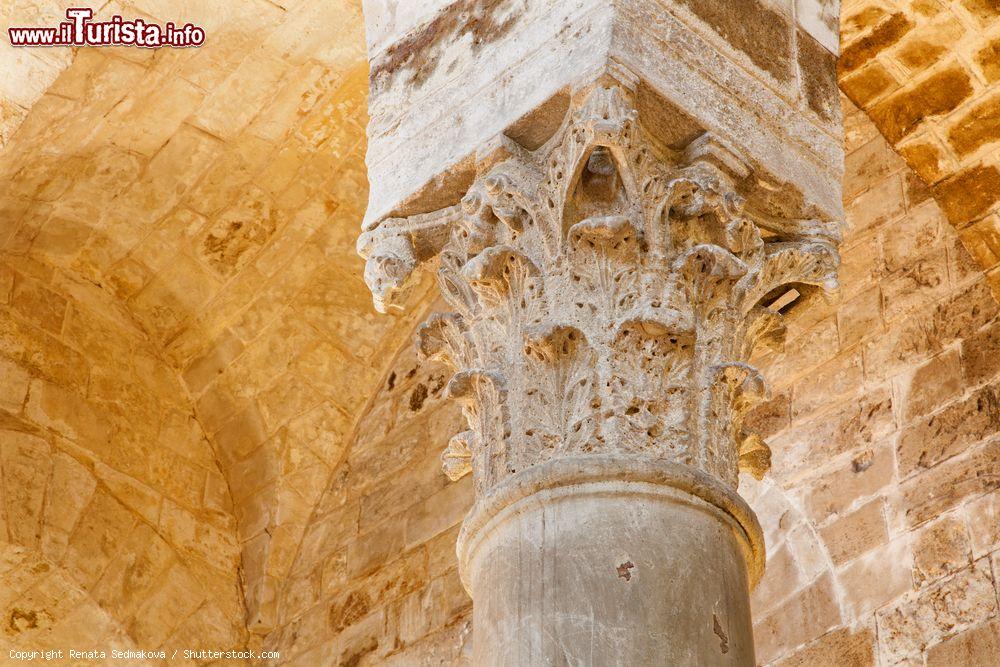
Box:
left=359, top=80, right=840, bottom=665
left=357, top=3, right=842, bottom=664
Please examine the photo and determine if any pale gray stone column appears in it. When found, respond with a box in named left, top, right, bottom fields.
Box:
left=358, top=81, right=840, bottom=665
left=357, top=3, right=842, bottom=664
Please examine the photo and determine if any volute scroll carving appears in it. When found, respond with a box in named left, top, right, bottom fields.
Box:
left=358, top=82, right=841, bottom=495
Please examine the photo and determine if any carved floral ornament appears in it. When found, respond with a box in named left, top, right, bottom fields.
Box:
left=358, top=83, right=841, bottom=496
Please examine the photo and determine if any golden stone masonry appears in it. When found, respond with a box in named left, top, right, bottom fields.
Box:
left=0, top=0, right=998, bottom=665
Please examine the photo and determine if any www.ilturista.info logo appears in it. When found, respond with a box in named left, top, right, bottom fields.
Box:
left=8, top=8, right=205, bottom=48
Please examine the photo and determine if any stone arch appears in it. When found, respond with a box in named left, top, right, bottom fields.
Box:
left=0, top=251, right=246, bottom=650
left=740, top=98, right=1000, bottom=665
left=268, top=298, right=474, bottom=664
left=0, top=0, right=430, bottom=639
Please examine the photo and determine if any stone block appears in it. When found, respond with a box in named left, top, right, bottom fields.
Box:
left=881, top=248, right=951, bottom=324
left=841, top=61, right=900, bottom=110
left=845, top=173, right=906, bottom=234
left=837, top=538, right=912, bottom=621
left=863, top=315, right=939, bottom=381
left=10, top=273, right=67, bottom=335
left=750, top=543, right=801, bottom=617
left=964, top=492, right=1000, bottom=558
left=901, top=348, right=964, bottom=422
left=24, top=379, right=108, bottom=447
left=837, top=286, right=883, bottom=349
left=771, top=388, right=894, bottom=483
left=791, top=351, right=864, bottom=420
left=129, top=562, right=205, bottom=648
left=975, top=38, right=1000, bottom=83
left=934, top=164, right=1000, bottom=227
left=805, top=445, right=894, bottom=521
left=775, top=626, right=876, bottom=667
left=912, top=513, right=972, bottom=586
left=93, top=462, right=161, bottom=526
left=961, top=320, right=1000, bottom=386
left=754, top=574, right=842, bottom=664
left=960, top=0, right=1000, bottom=25
left=926, top=617, right=1000, bottom=666
left=346, top=521, right=406, bottom=580
left=0, top=356, right=30, bottom=412
left=181, top=330, right=245, bottom=397
left=820, top=499, right=888, bottom=565
left=946, top=93, right=1000, bottom=159
left=845, top=134, right=906, bottom=202
left=675, top=0, right=794, bottom=82
left=837, top=233, right=881, bottom=301
left=897, top=384, right=999, bottom=479
left=869, top=66, right=974, bottom=145
left=839, top=12, right=913, bottom=74
left=898, top=136, right=954, bottom=184
left=897, top=438, right=1000, bottom=528
left=403, top=475, right=473, bottom=551
left=64, top=490, right=138, bottom=589
left=959, top=213, right=1000, bottom=272
left=213, top=403, right=269, bottom=465
left=881, top=200, right=945, bottom=274
left=1, top=431, right=51, bottom=549
left=771, top=315, right=839, bottom=382
left=44, top=452, right=95, bottom=535
left=90, top=524, right=174, bottom=622
left=931, top=280, right=999, bottom=348
left=797, top=28, right=838, bottom=122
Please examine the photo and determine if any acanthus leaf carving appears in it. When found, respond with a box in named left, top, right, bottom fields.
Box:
left=359, top=81, right=841, bottom=495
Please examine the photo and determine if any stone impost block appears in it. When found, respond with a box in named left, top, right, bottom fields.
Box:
left=361, top=0, right=843, bottom=229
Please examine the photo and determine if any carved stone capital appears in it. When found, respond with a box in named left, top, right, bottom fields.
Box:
left=358, top=81, right=840, bottom=497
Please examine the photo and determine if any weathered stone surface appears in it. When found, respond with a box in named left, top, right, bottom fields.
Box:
left=898, top=138, right=953, bottom=184
left=840, top=13, right=914, bottom=74
left=961, top=321, right=1000, bottom=385
left=912, top=514, right=972, bottom=585
left=820, top=499, right=888, bottom=565
left=976, top=38, right=1000, bottom=82
left=870, top=67, right=973, bottom=145
left=674, top=0, right=794, bottom=82
left=754, top=575, right=842, bottom=664
left=898, top=438, right=1000, bottom=527
left=877, top=559, right=997, bottom=665
left=837, top=538, right=913, bottom=621
left=965, top=491, right=1000, bottom=557
left=772, top=625, right=876, bottom=667
left=751, top=543, right=801, bottom=617
left=840, top=61, right=899, bottom=109
left=933, top=164, right=1000, bottom=227
left=902, top=349, right=964, bottom=421
left=805, top=445, right=894, bottom=520
left=770, top=389, right=895, bottom=482
left=947, top=93, right=1000, bottom=158
left=926, top=617, right=1000, bottom=666
left=897, top=384, right=999, bottom=478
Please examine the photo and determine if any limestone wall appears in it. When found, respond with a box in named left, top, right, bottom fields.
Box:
left=1, top=1, right=998, bottom=664
left=268, top=311, right=473, bottom=665
left=839, top=0, right=1000, bottom=296
left=269, top=94, right=1000, bottom=666
left=745, top=97, right=1000, bottom=665
left=0, top=252, right=246, bottom=661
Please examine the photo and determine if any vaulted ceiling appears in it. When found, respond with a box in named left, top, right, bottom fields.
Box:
left=1, top=0, right=998, bottom=650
